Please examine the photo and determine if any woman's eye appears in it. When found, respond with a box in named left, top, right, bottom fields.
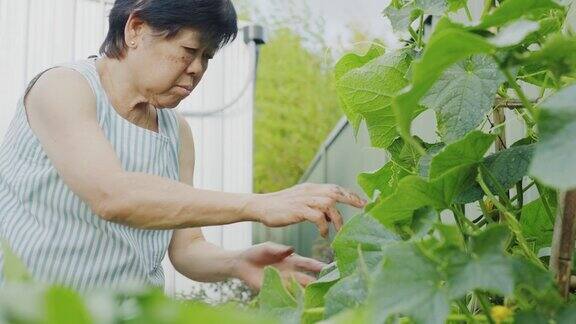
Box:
left=184, top=47, right=197, bottom=55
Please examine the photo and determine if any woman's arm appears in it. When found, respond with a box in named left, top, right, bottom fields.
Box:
left=25, top=68, right=256, bottom=230
left=25, top=68, right=364, bottom=232
left=168, top=114, right=238, bottom=282
left=168, top=115, right=325, bottom=287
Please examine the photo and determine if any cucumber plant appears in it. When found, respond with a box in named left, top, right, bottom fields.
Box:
left=256, top=0, right=576, bottom=323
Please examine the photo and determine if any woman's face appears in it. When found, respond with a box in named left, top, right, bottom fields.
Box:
left=126, top=22, right=215, bottom=108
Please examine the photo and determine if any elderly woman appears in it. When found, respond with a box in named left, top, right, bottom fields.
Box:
left=0, top=0, right=366, bottom=292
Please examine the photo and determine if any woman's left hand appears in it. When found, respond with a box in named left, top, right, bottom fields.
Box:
left=233, top=242, right=326, bottom=291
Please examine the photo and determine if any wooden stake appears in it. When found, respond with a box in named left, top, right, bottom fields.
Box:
left=550, top=190, right=576, bottom=299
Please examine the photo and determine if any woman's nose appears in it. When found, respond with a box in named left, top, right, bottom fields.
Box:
left=186, top=57, right=204, bottom=75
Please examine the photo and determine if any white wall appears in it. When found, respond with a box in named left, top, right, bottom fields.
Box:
left=0, top=0, right=256, bottom=296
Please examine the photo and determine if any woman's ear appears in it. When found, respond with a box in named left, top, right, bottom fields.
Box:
left=124, top=13, right=147, bottom=48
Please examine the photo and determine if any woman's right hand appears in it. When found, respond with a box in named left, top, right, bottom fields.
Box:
left=244, top=183, right=368, bottom=238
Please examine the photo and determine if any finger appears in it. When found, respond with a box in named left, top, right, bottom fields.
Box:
left=289, top=255, right=326, bottom=273
left=291, top=271, right=317, bottom=287
left=265, top=242, right=295, bottom=260
left=305, top=207, right=329, bottom=238
left=326, top=206, right=344, bottom=232
left=306, top=197, right=344, bottom=232
left=316, top=184, right=366, bottom=209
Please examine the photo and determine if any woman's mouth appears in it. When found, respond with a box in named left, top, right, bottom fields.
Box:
left=176, top=85, right=192, bottom=96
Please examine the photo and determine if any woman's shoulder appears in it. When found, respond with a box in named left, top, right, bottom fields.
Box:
left=28, top=66, right=95, bottom=102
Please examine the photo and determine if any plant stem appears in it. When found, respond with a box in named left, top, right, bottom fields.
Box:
left=453, top=205, right=479, bottom=232
left=515, top=181, right=524, bottom=212
left=536, top=182, right=556, bottom=224
left=481, top=0, right=493, bottom=19
left=408, top=26, right=419, bottom=45
left=464, top=5, right=473, bottom=21
left=478, top=169, right=544, bottom=267
left=417, top=15, right=424, bottom=49
left=475, top=291, right=496, bottom=324
left=303, top=307, right=325, bottom=315
left=456, top=299, right=475, bottom=322
left=511, top=181, right=535, bottom=203
left=499, top=65, right=537, bottom=126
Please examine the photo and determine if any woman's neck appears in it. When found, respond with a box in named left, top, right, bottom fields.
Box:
left=95, top=56, right=158, bottom=131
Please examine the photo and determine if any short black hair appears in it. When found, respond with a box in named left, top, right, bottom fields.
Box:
left=100, top=0, right=238, bottom=59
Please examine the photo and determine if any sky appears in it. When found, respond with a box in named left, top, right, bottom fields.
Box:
left=240, top=0, right=398, bottom=57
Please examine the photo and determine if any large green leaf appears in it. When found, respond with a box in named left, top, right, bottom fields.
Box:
left=421, top=55, right=504, bottom=143
left=371, top=132, right=494, bottom=228
left=475, top=0, right=562, bottom=29
left=335, top=44, right=385, bottom=135
left=304, top=265, right=340, bottom=309
left=393, top=19, right=495, bottom=145
left=368, top=242, right=450, bottom=324
left=522, top=35, right=576, bottom=80
left=446, top=226, right=515, bottom=297
left=520, top=198, right=556, bottom=254
left=489, top=20, right=541, bottom=47
left=370, top=175, right=446, bottom=227
left=383, top=3, right=419, bottom=34
left=383, top=0, right=449, bottom=35
left=337, top=50, right=412, bottom=149
left=357, top=161, right=409, bottom=201
left=324, top=273, right=368, bottom=318
left=429, top=131, right=496, bottom=179
left=258, top=267, right=300, bottom=323
left=457, top=144, right=535, bottom=203
left=530, top=84, right=576, bottom=190
left=414, top=0, right=447, bottom=16
left=44, top=287, right=92, bottom=324
left=331, top=214, right=400, bottom=277
left=368, top=226, right=543, bottom=324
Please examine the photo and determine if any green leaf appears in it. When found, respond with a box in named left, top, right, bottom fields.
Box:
left=383, top=3, right=419, bottom=34
left=44, top=287, right=92, bottom=324
left=368, top=242, right=450, bottom=324
left=414, top=0, right=448, bottom=16
left=358, top=161, right=409, bottom=201
left=370, top=175, right=446, bottom=227
left=332, top=214, right=400, bottom=277
left=489, top=20, right=541, bottom=47
left=258, top=267, right=299, bottom=323
left=430, top=131, right=495, bottom=180
left=520, top=198, right=556, bottom=254
left=417, top=143, right=445, bottom=178
left=1, top=239, right=32, bottom=283
left=421, top=55, right=505, bottom=143
left=324, top=273, right=368, bottom=318
left=388, top=136, right=427, bottom=171
left=337, top=50, right=412, bottom=149
left=446, top=226, right=515, bottom=297
left=319, top=307, right=368, bottom=324
left=457, top=144, right=535, bottom=203
left=393, top=19, right=495, bottom=146
left=410, top=206, right=438, bottom=239
left=435, top=224, right=466, bottom=249
left=447, top=0, right=467, bottom=12
left=430, top=131, right=496, bottom=179
left=372, top=132, right=494, bottom=227
left=334, top=44, right=385, bottom=80
left=530, top=84, right=576, bottom=190
left=475, top=0, right=561, bottom=29
left=334, top=44, right=386, bottom=135
left=522, top=35, right=576, bottom=80
left=304, top=266, right=339, bottom=309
